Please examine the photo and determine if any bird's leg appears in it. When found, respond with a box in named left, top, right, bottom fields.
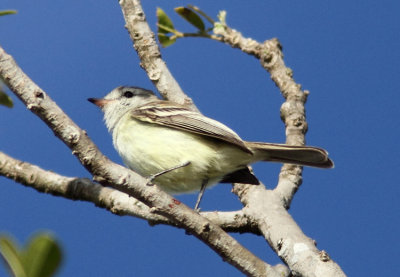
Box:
left=146, top=161, right=191, bottom=185
left=194, top=179, right=208, bottom=212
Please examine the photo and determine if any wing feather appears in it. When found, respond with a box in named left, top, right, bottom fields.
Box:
left=130, top=101, right=252, bottom=153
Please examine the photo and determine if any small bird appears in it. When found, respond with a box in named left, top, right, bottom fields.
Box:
left=89, top=86, right=333, bottom=209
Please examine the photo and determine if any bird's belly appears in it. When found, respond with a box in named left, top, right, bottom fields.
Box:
left=113, top=118, right=251, bottom=193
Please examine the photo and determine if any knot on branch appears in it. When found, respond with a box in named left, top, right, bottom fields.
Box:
left=132, top=31, right=143, bottom=40
left=260, top=38, right=283, bottom=70
left=26, top=171, right=37, bottom=185
left=134, top=10, right=145, bottom=20
left=202, top=222, right=211, bottom=233
left=280, top=101, right=305, bottom=120
left=148, top=67, right=161, bottom=81
left=65, top=128, right=81, bottom=144
left=34, top=89, right=44, bottom=99
left=319, top=250, right=331, bottom=262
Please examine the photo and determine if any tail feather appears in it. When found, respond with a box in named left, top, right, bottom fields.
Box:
left=246, top=142, right=334, bottom=169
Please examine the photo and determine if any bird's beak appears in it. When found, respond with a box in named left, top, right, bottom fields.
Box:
left=88, top=98, right=112, bottom=108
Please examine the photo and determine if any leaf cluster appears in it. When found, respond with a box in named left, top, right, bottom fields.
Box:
left=157, top=5, right=216, bottom=47
left=0, top=233, right=62, bottom=277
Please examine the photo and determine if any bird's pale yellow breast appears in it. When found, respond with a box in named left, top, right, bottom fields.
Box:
left=112, top=113, right=251, bottom=193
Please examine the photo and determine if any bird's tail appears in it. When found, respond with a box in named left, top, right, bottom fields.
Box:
left=245, top=142, right=334, bottom=168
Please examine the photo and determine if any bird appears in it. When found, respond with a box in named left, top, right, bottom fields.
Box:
left=88, top=86, right=333, bottom=209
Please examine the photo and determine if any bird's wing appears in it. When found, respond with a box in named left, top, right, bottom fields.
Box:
left=130, top=101, right=252, bottom=153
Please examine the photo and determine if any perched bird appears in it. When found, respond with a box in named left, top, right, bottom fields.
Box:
left=89, top=86, right=333, bottom=209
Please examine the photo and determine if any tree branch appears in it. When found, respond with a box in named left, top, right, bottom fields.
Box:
left=0, top=151, right=166, bottom=221
left=211, top=18, right=345, bottom=276
left=213, top=21, right=308, bottom=208
left=119, top=0, right=198, bottom=111
left=0, top=45, right=281, bottom=277
left=0, top=151, right=259, bottom=234
left=235, top=185, right=346, bottom=277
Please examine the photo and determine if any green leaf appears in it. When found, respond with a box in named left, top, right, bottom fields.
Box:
left=156, top=7, right=174, bottom=34
left=156, top=8, right=177, bottom=47
left=0, top=90, right=13, bottom=108
left=0, top=235, right=27, bottom=277
left=0, top=233, right=62, bottom=277
left=174, top=7, right=205, bottom=31
left=158, top=33, right=176, bottom=47
left=23, top=233, right=62, bottom=277
left=0, top=10, right=17, bottom=16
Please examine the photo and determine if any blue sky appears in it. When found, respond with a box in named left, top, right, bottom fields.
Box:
left=1, top=1, right=399, bottom=276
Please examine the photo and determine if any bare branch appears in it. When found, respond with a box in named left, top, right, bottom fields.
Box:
left=0, top=151, right=162, bottom=221
left=237, top=186, right=346, bottom=277
left=211, top=22, right=308, bottom=207
left=208, top=17, right=345, bottom=276
left=261, top=39, right=308, bottom=208
left=0, top=45, right=275, bottom=277
left=199, top=210, right=260, bottom=235
left=0, top=151, right=259, bottom=234
left=118, top=0, right=197, bottom=110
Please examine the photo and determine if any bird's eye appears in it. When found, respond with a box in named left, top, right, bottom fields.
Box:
left=123, top=91, right=134, bottom=98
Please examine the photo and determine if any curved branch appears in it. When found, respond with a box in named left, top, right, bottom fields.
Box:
left=211, top=20, right=345, bottom=276
left=260, top=39, right=307, bottom=208
left=0, top=45, right=275, bottom=277
left=212, top=23, right=307, bottom=207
